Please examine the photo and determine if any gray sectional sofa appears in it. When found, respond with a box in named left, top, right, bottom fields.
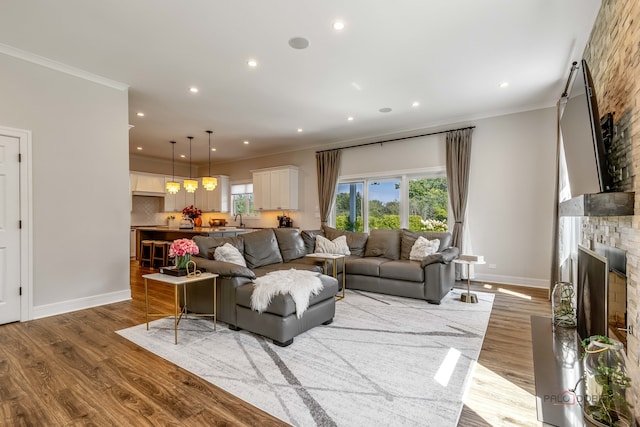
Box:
left=186, top=226, right=459, bottom=346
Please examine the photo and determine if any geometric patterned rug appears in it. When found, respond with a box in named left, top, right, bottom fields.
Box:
left=117, top=288, right=494, bottom=426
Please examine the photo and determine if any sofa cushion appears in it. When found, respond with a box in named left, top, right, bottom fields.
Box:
left=241, top=228, right=283, bottom=269
left=364, top=229, right=401, bottom=260
left=274, top=228, right=307, bottom=262
left=301, top=230, right=324, bottom=254
left=315, top=235, right=350, bottom=255
left=214, top=243, right=247, bottom=266
left=253, top=262, right=322, bottom=277
left=345, top=257, right=390, bottom=276
left=400, top=229, right=452, bottom=259
left=379, top=260, right=424, bottom=282
left=192, top=259, right=256, bottom=279
left=321, top=225, right=368, bottom=257
left=235, top=276, right=338, bottom=317
left=193, top=235, right=244, bottom=260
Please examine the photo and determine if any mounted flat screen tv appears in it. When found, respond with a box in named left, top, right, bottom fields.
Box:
left=560, top=59, right=612, bottom=196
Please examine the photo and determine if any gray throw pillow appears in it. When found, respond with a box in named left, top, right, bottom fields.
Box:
left=364, top=229, right=401, bottom=260
left=301, top=230, right=324, bottom=254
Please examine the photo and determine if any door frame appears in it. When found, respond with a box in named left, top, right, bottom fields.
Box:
left=0, top=126, right=33, bottom=321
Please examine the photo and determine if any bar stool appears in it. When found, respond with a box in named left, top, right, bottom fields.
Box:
left=151, top=241, right=169, bottom=268
left=140, top=240, right=153, bottom=267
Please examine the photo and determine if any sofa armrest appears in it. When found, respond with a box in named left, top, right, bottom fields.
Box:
left=194, top=257, right=256, bottom=279
left=420, top=246, right=459, bottom=268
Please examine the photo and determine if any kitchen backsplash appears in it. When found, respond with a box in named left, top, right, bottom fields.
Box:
left=130, top=196, right=167, bottom=226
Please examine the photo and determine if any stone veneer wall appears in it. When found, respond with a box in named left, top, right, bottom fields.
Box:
left=582, top=0, right=640, bottom=417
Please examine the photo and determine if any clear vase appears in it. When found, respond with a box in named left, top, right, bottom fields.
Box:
left=583, top=337, right=633, bottom=427
left=552, top=281, right=576, bottom=328
left=175, top=254, right=191, bottom=269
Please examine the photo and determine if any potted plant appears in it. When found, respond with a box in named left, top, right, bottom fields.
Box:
left=581, top=335, right=633, bottom=427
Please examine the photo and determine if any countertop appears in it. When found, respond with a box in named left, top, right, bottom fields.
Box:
left=135, top=226, right=255, bottom=233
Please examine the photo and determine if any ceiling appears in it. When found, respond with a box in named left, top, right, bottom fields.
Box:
left=0, top=0, right=601, bottom=164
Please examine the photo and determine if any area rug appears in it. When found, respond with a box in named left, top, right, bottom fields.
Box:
left=117, top=289, right=495, bottom=426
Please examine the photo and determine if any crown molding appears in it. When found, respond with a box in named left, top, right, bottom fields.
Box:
left=0, top=43, right=129, bottom=91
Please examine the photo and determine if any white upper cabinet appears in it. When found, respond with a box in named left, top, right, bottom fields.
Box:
left=163, top=176, right=187, bottom=212
left=194, top=175, right=229, bottom=212
left=252, top=166, right=299, bottom=211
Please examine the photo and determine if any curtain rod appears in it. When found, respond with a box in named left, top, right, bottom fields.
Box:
left=561, top=61, right=578, bottom=98
left=315, top=125, right=476, bottom=154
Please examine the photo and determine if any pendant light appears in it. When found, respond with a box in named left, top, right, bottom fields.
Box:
left=165, top=141, right=180, bottom=194
left=202, top=130, right=218, bottom=191
left=183, top=136, right=198, bottom=193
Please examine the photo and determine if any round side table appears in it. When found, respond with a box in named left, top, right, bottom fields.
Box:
left=453, top=259, right=486, bottom=303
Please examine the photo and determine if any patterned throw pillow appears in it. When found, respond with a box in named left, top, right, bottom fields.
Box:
left=214, top=243, right=247, bottom=267
left=314, top=235, right=351, bottom=255
left=409, top=236, right=440, bottom=261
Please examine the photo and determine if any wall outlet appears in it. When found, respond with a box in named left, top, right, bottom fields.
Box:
left=489, top=264, right=497, bottom=269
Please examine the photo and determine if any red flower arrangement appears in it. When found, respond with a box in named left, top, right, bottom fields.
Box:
left=182, top=205, right=202, bottom=218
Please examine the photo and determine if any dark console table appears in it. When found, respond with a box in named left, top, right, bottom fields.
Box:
left=531, top=315, right=585, bottom=426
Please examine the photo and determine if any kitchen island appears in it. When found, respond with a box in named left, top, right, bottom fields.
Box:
left=135, top=226, right=254, bottom=260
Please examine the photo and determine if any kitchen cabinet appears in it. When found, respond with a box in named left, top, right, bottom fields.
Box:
left=194, top=175, right=229, bottom=212
left=252, top=166, right=298, bottom=211
left=163, top=177, right=187, bottom=212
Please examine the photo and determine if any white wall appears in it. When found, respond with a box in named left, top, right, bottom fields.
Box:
left=133, top=107, right=557, bottom=288
left=468, top=108, right=557, bottom=287
left=0, top=53, right=131, bottom=316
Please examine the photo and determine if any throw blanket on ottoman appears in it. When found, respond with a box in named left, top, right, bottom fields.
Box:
left=251, top=269, right=324, bottom=319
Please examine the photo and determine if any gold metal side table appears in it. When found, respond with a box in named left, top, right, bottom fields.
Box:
left=143, top=272, right=218, bottom=344
left=452, top=259, right=486, bottom=303
left=305, top=253, right=346, bottom=300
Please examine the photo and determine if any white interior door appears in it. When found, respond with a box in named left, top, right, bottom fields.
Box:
left=0, top=134, right=21, bottom=324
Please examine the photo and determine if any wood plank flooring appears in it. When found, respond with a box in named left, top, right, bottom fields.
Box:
left=0, top=260, right=550, bottom=426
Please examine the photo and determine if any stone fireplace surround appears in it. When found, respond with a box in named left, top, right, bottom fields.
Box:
left=552, top=0, right=640, bottom=420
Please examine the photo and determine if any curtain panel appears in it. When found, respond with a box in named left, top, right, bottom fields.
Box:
left=445, top=128, right=473, bottom=249
left=316, top=150, right=341, bottom=225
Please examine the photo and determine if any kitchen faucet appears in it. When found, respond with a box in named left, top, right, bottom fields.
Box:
left=234, top=213, right=244, bottom=228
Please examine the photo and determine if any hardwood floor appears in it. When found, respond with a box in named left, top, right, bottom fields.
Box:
left=0, top=261, right=550, bottom=426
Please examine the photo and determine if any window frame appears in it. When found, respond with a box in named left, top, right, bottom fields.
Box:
left=230, top=181, right=260, bottom=219
left=332, top=167, right=447, bottom=232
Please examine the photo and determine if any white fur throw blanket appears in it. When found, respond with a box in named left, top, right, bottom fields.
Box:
left=251, top=269, right=324, bottom=319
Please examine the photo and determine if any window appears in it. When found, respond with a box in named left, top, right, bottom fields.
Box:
left=333, top=174, right=448, bottom=232
left=231, top=183, right=257, bottom=217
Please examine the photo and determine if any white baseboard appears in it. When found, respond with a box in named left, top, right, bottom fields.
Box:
left=32, top=289, right=131, bottom=320
left=474, top=273, right=550, bottom=289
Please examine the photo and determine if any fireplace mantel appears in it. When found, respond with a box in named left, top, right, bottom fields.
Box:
left=559, top=192, right=635, bottom=217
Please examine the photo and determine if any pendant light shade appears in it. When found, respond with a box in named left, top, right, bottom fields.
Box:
left=202, top=130, right=218, bottom=191
left=166, top=141, right=180, bottom=194
left=183, top=136, right=198, bottom=193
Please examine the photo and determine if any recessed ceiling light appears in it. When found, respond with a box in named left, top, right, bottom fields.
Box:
left=243, top=140, right=250, bottom=145
left=247, top=59, right=258, bottom=67
left=289, top=37, right=310, bottom=50
left=189, top=87, right=199, bottom=93
left=211, top=148, right=216, bottom=152
left=379, top=107, right=392, bottom=113
left=333, top=21, right=345, bottom=31
left=180, top=154, right=186, bottom=158
left=500, top=82, right=509, bottom=88
left=297, top=128, right=303, bottom=133
left=136, top=112, right=145, bottom=117
left=136, top=146, right=142, bottom=150
left=347, top=116, right=354, bottom=121
left=412, top=101, right=420, bottom=107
